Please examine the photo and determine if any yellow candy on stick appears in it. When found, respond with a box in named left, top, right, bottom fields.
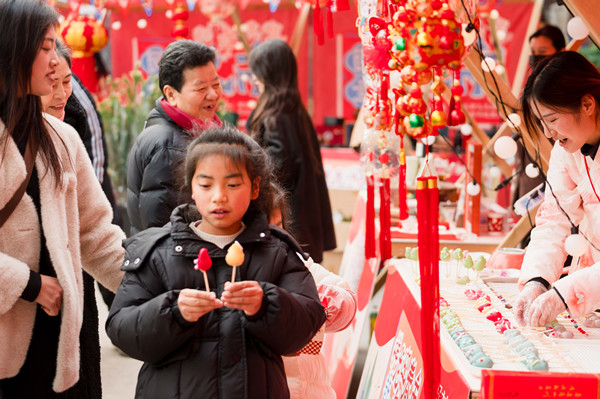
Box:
left=225, top=241, right=244, bottom=283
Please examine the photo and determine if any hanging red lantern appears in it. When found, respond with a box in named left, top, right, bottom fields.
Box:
left=59, top=15, right=109, bottom=94
left=171, top=3, right=190, bottom=40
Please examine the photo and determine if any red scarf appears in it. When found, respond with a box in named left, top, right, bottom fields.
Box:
left=160, top=98, right=222, bottom=137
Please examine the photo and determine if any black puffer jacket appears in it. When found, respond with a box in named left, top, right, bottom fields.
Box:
left=126, top=99, right=192, bottom=235
left=106, top=204, right=326, bottom=399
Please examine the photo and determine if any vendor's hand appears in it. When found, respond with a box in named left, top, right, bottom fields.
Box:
left=178, top=289, right=223, bottom=322
left=526, top=289, right=567, bottom=327
left=513, top=281, right=547, bottom=326
left=221, top=281, right=263, bottom=316
left=36, top=275, right=63, bottom=316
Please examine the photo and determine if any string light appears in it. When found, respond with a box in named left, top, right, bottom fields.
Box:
left=466, top=181, right=481, bottom=196
left=567, top=16, right=589, bottom=40
left=525, top=163, right=539, bottom=178
left=494, top=136, right=517, bottom=159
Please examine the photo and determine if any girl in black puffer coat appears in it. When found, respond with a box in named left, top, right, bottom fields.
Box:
left=106, top=126, right=326, bottom=399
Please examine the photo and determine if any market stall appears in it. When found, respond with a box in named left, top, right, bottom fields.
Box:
left=357, top=259, right=600, bottom=398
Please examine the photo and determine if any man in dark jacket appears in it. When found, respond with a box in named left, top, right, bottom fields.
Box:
left=127, top=40, right=222, bottom=235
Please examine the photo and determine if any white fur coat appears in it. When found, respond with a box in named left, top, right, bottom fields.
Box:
left=0, top=115, right=125, bottom=392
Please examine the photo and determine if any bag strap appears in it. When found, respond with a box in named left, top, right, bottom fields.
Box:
left=0, top=132, right=39, bottom=228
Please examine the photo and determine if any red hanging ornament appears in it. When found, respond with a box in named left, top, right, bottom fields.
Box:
left=365, top=174, right=376, bottom=259
left=326, top=0, right=334, bottom=38
left=379, top=176, right=392, bottom=262
left=313, top=0, right=325, bottom=46
left=417, top=176, right=441, bottom=399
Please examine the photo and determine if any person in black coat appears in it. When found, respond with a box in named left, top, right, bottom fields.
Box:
left=247, top=39, right=336, bottom=263
left=127, top=40, right=223, bottom=236
left=107, top=126, right=325, bottom=399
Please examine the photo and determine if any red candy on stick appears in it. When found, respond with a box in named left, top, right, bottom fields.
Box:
left=195, top=248, right=212, bottom=293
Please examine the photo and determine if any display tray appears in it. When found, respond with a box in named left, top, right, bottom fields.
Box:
left=439, top=274, right=600, bottom=376
left=395, top=259, right=600, bottom=382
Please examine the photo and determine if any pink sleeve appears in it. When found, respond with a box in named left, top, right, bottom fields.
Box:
left=318, top=284, right=357, bottom=333
left=553, top=263, right=600, bottom=318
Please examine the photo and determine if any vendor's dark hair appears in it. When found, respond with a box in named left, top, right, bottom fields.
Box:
left=521, top=51, right=600, bottom=140
left=56, top=39, right=72, bottom=69
left=247, top=39, right=321, bottom=174
left=529, top=25, right=566, bottom=52
left=158, top=40, right=216, bottom=94
left=183, top=125, right=276, bottom=218
left=0, top=0, right=66, bottom=185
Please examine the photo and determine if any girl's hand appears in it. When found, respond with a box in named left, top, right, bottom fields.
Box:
left=221, top=281, right=264, bottom=316
left=36, top=275, right=63, bottom=316
left=178, top=289, right=223, bottom=322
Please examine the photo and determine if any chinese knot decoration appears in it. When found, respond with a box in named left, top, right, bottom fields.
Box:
left=387, top=0, right=468, bottom=139
left=357, top=0, right=476, bottom=257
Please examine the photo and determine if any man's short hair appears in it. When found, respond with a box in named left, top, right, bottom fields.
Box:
left=158, top=40, right=217, bottom=94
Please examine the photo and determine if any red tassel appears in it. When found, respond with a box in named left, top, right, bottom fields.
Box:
left=326, top=1, right=334, bottom=38
left=379, top=177, right=391, bottom=262
left=365, top=175, right=376, bottom=259
left=398, top=147, right=409, bottom=221
left=313, top=0, right=325, bottom=46
left=417, top=176, right=441, bottom=399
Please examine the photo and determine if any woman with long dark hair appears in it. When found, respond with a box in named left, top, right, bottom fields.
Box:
left=0, top=1, right=125, bottom=397
left=247, top=39, right=336, bottom=262
left=514, top=51, right=600, bottom=328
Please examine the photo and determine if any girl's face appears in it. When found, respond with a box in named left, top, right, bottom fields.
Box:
left=532, top=97, right=600, bottom=153
left=30, top=27, right=59, bottom=97
left=191, top=154, right=260, bottom=235
left=41, top=56, right=72, bottom=120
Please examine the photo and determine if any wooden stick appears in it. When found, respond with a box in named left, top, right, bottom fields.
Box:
left=203, top=271, right=210, bottom=293
left=231, top=266, right=237, bottom=284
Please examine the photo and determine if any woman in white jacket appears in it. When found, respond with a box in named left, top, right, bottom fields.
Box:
left=514, top=51, right=600, bottom=327
left=0, top=1, right=125, bottom=397
left=271, top=190, right=357, bottom=399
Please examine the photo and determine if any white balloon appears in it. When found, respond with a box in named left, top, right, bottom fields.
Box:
left=466, top=182, right=481, bottom=196
left=565, top=234, right=588, bottom=257
left=525, top=163, right=539, bottom=178
left=137, top=19, right=148, bottom=29
left=567, top=17, right=589, bottom=40
left=481, top=57, right=496, bottom=72
left=460, top=124, right=473, bottom=136
left=494, top=136, right=517, bottom=159
left=111, top=21, right=122, bottom=31
left=507, top=113, right=522, bottom=129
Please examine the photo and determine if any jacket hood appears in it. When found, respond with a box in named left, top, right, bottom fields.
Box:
left=168, top=203, right=272, bottom=245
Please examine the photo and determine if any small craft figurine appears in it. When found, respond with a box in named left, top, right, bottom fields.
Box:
left=440, top=247, right=451, bottom=277
left=194, top=248, right=212, bottom=293
left=463, top=254, right=473, bottom=281
left=452, top=248, right=463, bottom=279
left=473, top=255, right=486, bottom=282
left=225, top=241, right=244, bottom=283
